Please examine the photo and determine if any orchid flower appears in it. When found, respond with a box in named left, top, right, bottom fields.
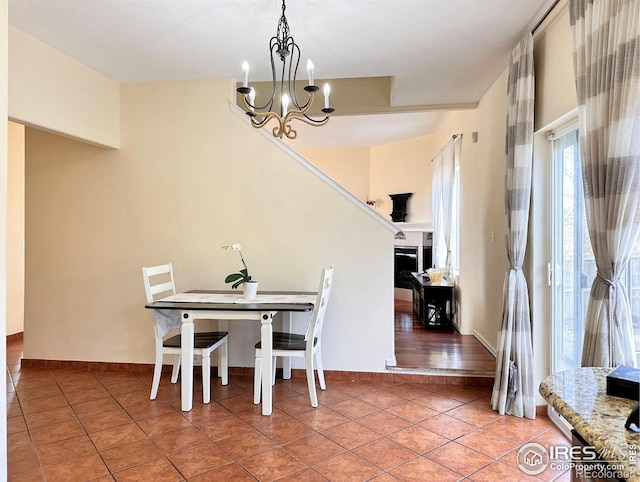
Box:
left=222, top=244, right=252, bottom=288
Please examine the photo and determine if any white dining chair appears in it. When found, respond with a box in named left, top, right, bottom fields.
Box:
left=253, top=266, right=334, bottom=408
left=142, top=263, right=228, bottom=403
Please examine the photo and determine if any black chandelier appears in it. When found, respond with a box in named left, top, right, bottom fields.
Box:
left=237, top=0, right=334, bottom=139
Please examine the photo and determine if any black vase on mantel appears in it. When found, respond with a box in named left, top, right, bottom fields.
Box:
left=389, top=193, right=412, bottom=222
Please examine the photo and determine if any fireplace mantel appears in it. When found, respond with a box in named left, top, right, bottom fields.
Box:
left=394, top=222, right=433, bottom=232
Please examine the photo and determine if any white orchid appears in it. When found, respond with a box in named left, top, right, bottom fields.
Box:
left=222, top=243, right=251, bottom=288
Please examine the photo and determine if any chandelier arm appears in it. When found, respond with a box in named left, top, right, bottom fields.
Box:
left=288, top=40, right=303, bottom=110
left=292, top=90, right=314, bottom=115
left=283, top=123, right=297, bottom=139
left=279, top=111, right=298, bottom=139
left=250, top=36, right=278, bottom=112
left=295, top=90, right=313, bottom=111
left=240, top=94, right=254, bottom=113
left=239, top=93, right=281, bottom=129
left=249, top=110, right=281, bottom=130
left=271, top=119, right=285, bottom=138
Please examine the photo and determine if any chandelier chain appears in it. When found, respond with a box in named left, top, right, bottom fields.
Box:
left=276, top=0, right=291, bottom=60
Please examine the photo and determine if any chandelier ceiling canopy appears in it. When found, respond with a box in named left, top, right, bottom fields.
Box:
left=237, top=0, right=334, bottom=140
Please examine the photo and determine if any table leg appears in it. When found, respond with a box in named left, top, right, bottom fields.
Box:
left=281, top=312, right=291, bottom=380
left=181, top=311, right=195, bottom=411
left=260, top=312, right=273, bottom=416
left=218, top=319, right=228, bottom=378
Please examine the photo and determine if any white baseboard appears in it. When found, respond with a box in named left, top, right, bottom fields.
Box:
left=474, top=330, right=497, bottom=357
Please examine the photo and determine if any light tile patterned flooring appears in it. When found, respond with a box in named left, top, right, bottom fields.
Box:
left=6, top=339, right=570, bottom=481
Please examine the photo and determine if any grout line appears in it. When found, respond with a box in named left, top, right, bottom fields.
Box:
left=6, top=340, right=566, bottom=481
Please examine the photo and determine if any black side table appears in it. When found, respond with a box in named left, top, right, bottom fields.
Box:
left=411, top=272, right=455, bottom=330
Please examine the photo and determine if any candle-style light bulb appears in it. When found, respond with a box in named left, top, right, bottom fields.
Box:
left=323, top=83, right=331, bottom=109
left=282, top=93, right=290, bottom=116
left=248, top=87, right=256, bottom=111
left=306, top=59, right=315, bottom=86
left=241, top=61, right=250, bottom=88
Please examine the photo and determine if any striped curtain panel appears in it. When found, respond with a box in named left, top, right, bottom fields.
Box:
left=491, top=33, right=536, bottom=419
left=569, top=0, right=640, bottom=367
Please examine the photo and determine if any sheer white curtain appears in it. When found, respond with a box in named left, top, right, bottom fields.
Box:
left=432, top=149, right=443, bottom=268
left=491, top=33, right=536, bottom=419
left=431, top=138, right=456, bottom=275
left=569, top=0, right=640, bottom=367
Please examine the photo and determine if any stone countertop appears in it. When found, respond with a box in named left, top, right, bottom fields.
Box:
left=540, top=367, right=639, bottom=482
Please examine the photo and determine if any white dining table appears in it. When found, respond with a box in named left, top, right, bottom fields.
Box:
left=145, top=290, right=316, bottom=414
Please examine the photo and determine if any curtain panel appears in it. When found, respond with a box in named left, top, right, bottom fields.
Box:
left=431, top=138, right=456, bottom=274
left=432, top=149, right=443, bottom=268
left=491, top=33, right=536, bottom=419
left=569, top=0, right=640, bottom=367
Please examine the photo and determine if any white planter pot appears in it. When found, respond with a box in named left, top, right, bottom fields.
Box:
left=243, top=281, right=259, bottom=300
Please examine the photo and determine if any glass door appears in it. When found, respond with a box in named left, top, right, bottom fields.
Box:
left=550, top=128, right=595, bottom=372
left=550, top=128, right=640, bottom=371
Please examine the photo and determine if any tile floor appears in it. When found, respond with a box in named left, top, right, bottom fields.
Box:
left=6, top=339, right=570, bottom=481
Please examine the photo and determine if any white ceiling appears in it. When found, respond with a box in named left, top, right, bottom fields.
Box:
left=280, top=111, right=454, bottom=150
left=8, top=0, right=552, bottom=148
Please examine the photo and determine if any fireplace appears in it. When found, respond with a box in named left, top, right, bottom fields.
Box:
left=394, top=232, right=433, bottom=289
left=394, top=245, right=418, bottom=289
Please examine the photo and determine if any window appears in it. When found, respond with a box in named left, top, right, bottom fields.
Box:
left=550, top=128, right=640, bottom=371
left=551, top=128, right=591, bottom=371
left=627, top=240, right=640, bottom=365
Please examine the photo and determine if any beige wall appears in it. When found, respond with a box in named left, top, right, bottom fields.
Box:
left=370, top=135, right=439, bottom=223
left=24, top=79, right=396, bottom=372
left=7, top=121, right=24, bottom=336
left=439, top=69, right=510, bottom=342
left=1, top=0, right=9, bottom=475
left=533, top=3, right=576, bottom=131
left=302, top=136, right=441, bottom=224
left=8, top=26, right=120, bottom=149
left=299, top=147, right=371, bottom=202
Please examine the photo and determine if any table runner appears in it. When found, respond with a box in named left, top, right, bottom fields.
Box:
left=157, top=292, right=317, bottom=304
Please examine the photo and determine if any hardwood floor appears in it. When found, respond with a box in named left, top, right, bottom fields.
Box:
left=394, top=300, right=496, bottom=375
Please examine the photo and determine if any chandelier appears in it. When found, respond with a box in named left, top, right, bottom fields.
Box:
left=236, top=0, right=334, bottom=139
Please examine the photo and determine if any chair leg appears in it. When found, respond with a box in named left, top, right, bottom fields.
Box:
left=170, top=355, right=181, bottom=384
left=254, top=351, right=262, bottom=404
left=220, top=341, right=228, bottom=386
left=306, top=354, right=318, bottom=408
left=315, top=351, right=326, bottom=390
left=150, top=350, right=164, bottom=400
left=202, top=353, right=211, bottom=404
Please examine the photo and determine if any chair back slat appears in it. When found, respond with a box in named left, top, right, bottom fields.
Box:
left=149, top=281, right=174, bottom=298
left=142, top=263, right=176, bottom=303
left=305, top=266, right=334, bottom=349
